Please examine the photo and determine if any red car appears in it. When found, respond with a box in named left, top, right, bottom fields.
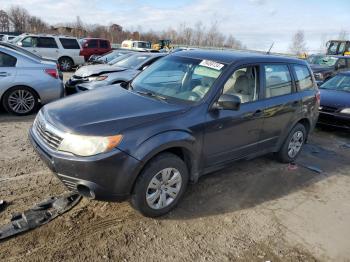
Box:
left=79, top=38, right=112, bottom=61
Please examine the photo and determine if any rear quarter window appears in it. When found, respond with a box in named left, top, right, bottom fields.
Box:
left=0, top=52, right=17, bottom=67
left=59, top=38, right=80, bottom=49
left=293, top=65, right=314, bottom=91
left=37, top=37, right=58, bottom=48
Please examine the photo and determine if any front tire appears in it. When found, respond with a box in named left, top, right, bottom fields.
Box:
left=2, top=86, right=39, bottom=116
left=131, top=153, right=189, bottom=217
left=276, top=123, right=306, bottom=163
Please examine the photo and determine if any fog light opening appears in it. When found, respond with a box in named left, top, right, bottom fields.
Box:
left=77, top=184, right=95, bottom=199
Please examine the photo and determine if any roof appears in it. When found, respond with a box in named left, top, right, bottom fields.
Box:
left=172, top=49, right=303, bottom=65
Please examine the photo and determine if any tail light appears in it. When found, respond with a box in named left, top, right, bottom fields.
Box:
left=45, top=69, right=59, bottom=79
left=315, top=90, right=321, bottom=104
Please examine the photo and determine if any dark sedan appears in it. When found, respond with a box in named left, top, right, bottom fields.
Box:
left=318, top=72, right=350, bottom=129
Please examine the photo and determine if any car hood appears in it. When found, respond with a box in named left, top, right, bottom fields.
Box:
left=43, top=85, right=188, bottom=136
left=320, top=89, right=350, bottom=109
left=310, top=64, right=334, bottom=73
left=74, top=64, right=128, bottom=77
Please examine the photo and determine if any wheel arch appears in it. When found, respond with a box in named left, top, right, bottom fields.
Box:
left=128, top=131, right=200, bottom=195
left=1, top=85, right=41, bottom=105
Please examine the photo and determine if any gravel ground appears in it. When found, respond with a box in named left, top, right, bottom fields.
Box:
left=0, top=76, right=350, bottom=261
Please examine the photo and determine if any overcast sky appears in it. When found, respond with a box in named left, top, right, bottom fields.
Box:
left=1, top=0, right=349, bottom=52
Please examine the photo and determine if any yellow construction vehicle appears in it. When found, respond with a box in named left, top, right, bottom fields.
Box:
left=152, top=39, right=172, bottom=51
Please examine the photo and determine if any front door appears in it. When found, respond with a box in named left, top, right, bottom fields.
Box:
left=203, top=65, right=265, bottom=166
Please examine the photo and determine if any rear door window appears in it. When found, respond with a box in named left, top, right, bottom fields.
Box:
left=293, top=65, right=314, bottom=91
left=59, top=38, right=80, bottom=49
left=86, top=39, right=98, bottom=48
left=0, top=52, right=17, bottom=67
left=264, top=64, right=292, bottom=98
left=37, top=37, right=58, bottom=48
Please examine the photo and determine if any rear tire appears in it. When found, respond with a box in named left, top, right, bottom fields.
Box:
left=276, top=123, right=307, bottom=163
left=2, top=86, right=39, bottom=116
left=59, top=57, right=74, bottom=72
left=131, top=153, right=189, bottom=217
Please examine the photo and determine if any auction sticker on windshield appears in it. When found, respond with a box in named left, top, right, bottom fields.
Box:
left=199, top=60, right=224, bottom=70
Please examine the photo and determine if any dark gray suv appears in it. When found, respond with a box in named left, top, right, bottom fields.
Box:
left=30, top=50, right=320, bottom=217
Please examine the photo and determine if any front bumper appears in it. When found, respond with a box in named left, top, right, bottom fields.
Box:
left=29, top=127, right=142, bottom=201
left=318, top=111, right=350, bottom=129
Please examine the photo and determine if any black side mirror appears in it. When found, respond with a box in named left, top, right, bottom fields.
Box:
left=120, top=81, right=129, bottom=89
left=213, top=94, right=241, bottom=111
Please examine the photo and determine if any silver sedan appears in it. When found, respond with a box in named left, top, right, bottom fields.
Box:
left=0, top=43, right=63, bottom=115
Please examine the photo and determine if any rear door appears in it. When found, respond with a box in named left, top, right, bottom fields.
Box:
left=258, top=64, right=301, bottom=151
left=0, top=51, right=17, bottom=95
left=36, top=37, right=59, bottom=59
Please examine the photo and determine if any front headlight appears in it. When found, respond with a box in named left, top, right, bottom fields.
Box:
left=340, top=108, right=350, bottom=114
left=88, top=76, right=108, bottom=82
left=58, top=133, right=123, bottom=156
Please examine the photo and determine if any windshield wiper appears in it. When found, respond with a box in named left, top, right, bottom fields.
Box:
left=135, top=90, right=168, bottom=101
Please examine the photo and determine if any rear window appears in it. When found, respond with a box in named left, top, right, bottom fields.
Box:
left=100, top=40, right=109, bottom=48
left=293, top=65, right=314, bottom=91
left=0, top=52, right=17, bottom=67
left=37, top=37, right=58, bottom=48
left=59, top=38, right=80, bottom=49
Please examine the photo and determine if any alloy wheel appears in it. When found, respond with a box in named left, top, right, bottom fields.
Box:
left=287, top=130, right=304, bottom=158
left=146, top=168, right=182, bottom=210
left=8, top=89, right=35, bottom=114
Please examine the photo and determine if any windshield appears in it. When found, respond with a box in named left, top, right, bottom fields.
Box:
left=108, top=53, right=134, bottom=65
left=320, top=75, right=350, bottom=92
left=99, top=51, right=129, bottom=63
left=136, top=42, right=151, bottom=49
left=114, top=54, right=151, bottom=69
left=308, top=55, right=338, bottom=66
left=131, top=56, right=226, bottom=103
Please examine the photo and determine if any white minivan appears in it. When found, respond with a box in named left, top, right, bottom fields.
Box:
left=13, top=34, right=85, bottom=71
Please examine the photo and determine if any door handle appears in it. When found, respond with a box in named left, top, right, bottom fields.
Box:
left=0, top=72, right=10, bottom=77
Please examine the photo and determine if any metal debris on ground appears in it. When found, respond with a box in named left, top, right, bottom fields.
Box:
left=287, top=162, right=298, bottom=171
left=0, top=200, right=7, bottom=213
left=340, top=143, right=350, bottom=149
left=0, top=193, right=81, bottom=241
left=297, top=163, right=323, bottom=174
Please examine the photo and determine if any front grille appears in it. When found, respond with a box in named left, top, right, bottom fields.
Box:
left=34, top=115, right=63, bottom=150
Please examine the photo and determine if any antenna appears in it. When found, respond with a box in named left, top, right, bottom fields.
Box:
left=267, top=42, right=274, bottom=54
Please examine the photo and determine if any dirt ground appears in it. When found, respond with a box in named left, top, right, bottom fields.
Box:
left=1, top=81, right=350, bottom=261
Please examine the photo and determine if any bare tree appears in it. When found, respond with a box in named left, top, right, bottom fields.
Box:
left=225, top=34, right=243, bottom=49
left=289, top=30, right=307, bottom=55
left=8, top=6, right=29, bottom=32
left=0, top=10, right=10, bottom=32
left=193, top=21, right=204, bottom=46
left=27, top=16, right=48, bottom=33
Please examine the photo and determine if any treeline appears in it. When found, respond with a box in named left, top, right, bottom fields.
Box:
left=0, top=5, right=244, bottom=49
